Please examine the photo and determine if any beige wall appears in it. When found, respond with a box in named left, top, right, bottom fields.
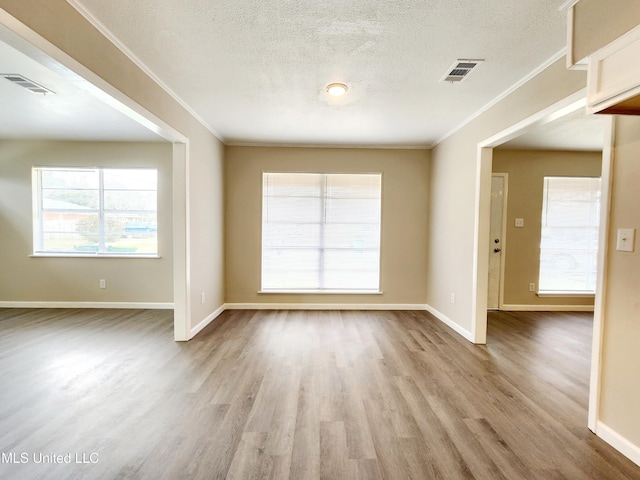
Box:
left=0, top=140, right=173, bottom=303
left=492, top=149, right=601, bottom=307
left=0, top=1, right=226, bottom=336
left=599, top=116, right=640, bottom=447
left=427, top=58, right=588, bottom=335
left=225, top=146, right=429, bottom=306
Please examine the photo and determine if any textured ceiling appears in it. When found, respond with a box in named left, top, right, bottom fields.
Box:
left=70, top=0, right=569, bottom=147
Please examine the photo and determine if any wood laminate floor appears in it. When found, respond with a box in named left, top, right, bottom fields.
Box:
left=0, top=308, right=639, bottom=480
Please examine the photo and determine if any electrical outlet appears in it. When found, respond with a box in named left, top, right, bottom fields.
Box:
left=529, top=283, right=535, bottom=292
left=99, top=279, right=106, bottom=289
left=450, top=293, right=455, bottom=304
left=201, top=292, right=206, bottom=304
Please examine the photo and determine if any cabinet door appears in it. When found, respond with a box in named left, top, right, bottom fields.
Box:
left=587, top=24, right=640, bottom=115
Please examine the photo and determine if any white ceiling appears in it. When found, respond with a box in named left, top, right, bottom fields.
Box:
left=499, top=108, right=606, bottom=151
left=0, top=26, right=164, bottom=142
left=68, top=0, right=569, bottom=147
left=0, top=1, right=603, bottom=150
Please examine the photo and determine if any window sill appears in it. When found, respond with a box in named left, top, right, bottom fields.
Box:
left=537, top=291, right=595, bottom=298
left=30, top=254, right=161, bottom=259
left=259, top=289, right=383, bottom=295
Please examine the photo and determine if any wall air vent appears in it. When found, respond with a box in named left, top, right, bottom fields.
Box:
left=1, top=74, right=55, bottom=95
left=440, top=59, right=484, bottom=83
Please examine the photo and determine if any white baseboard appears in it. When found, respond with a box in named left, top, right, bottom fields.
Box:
left=0, top=301, right=174, bottom=309
left=223, top=303, right=428, bottom=311
left=596, top=421, right=640, bottom=467
left=424, top=305, right=474, bottom=342
left=500, top=304, right=594, bottom=312
left=190, top=304, right=226, bottom=338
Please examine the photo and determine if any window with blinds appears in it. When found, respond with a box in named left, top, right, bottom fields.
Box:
left=262, top=172, right=382, bottom=292
left=539, top=176, right=601, bottom=293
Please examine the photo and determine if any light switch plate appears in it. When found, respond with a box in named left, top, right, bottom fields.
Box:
left=616, top=228, right=635, bottom=252
left=515, top=218, right=524, bottom=228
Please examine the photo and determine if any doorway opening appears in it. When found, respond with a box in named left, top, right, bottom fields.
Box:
left=474, top=91, right=615, bottom=431
left=0, top=13, right=190, bottom=341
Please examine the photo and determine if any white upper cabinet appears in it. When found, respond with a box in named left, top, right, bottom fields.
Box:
left=587, top=24, right=640, bottom=115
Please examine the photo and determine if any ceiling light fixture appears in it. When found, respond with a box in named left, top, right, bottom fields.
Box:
left=326, top=83, right=348, bottom=97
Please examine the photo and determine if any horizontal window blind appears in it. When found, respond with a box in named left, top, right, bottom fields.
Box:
left=262, top=172, right=382, bottom=292
left=539, top=176, right=601, bottom=293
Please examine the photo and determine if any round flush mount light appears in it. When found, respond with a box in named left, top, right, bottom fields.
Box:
left=326, top=82, right=348, bottom=96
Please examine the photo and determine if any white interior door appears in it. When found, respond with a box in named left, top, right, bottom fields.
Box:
left=488, top=174, right=507, bottom=309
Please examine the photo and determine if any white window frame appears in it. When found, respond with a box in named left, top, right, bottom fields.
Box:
left=32, top=166, right=158, bottom=257
left=261, top=172, right=382, bottom=294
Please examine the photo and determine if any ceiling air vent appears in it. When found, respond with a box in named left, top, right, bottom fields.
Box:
left=1, top=74, right=55, bottom=95
left=440, top=59, right=484, bottom=83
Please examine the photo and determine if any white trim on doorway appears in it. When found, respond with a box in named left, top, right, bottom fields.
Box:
left=588, top=115, right=615, bottom=431
left=172, top=142, right=191, bottom=341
